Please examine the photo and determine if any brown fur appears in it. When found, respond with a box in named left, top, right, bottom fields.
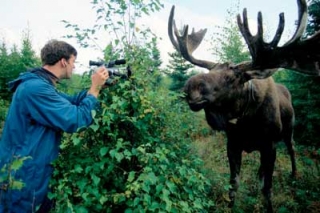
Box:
left=184, top=68, right=296, bottom=212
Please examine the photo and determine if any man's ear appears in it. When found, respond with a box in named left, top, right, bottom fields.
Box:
left=61, top=58, right=67, bottom=67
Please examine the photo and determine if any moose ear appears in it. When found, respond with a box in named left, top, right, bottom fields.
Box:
left=230, top=62, right=279, bottom=81
left=243, top=68, right=279, bottom=80
left=231, top=67, right=278, bottom=84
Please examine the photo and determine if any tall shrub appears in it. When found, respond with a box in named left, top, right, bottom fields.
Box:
left=50, top=0, right=215, bottom=212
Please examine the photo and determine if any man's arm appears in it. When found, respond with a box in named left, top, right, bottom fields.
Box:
left=24, top=66, right=109, bottom=133
left=24, top=81, right=98, bottom=133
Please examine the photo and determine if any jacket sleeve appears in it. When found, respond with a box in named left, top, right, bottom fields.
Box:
left=58, top=90, right=88, bottom=105
left=22, top=80, right=98, bottom=133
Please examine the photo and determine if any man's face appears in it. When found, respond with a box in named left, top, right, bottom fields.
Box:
left=62, top=54, right=76, bottom=79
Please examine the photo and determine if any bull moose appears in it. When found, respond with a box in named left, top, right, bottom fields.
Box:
left=168, top=0, right=320, bottom=212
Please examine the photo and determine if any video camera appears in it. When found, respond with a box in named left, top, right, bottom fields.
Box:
left=89, top=59, right=131, bottom=85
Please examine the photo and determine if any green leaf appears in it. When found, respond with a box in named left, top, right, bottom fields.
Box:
left=76, top=206, right=89, bottom=213
left=109, top=149, right=116, bottom=158
left=91, top=110, right=97, bottom=117
left=127, top=171, right=135, bottom=182
left=115, top=152, right=124, bottom=162
left=165, top=199, right=172, bottom=212
left=99, top=195, right=108, bottom=205
left=166, top=181, right=177, bottom=193
left=194, top=198, right=203, bottom=209
left=72, top=137, right=81, bottom=146
left=74, top=164, right=83, bottom=173
left=147, top=172, right=157, bottom=185
left=100, top=147, right=108, bottom=157
left=11, top=156, right=31, bottom=171
left=150, top=201, right=160, bottom=211
left=91, top=174, right=101, bottom=186
left=77, top=179, right=87, bottom=192
left=81, top=192, right=89, bottom=201
left=124, top=209, right=133, bottom=213
left=11, top=180, right=25, bottom=190
left=90, top=124, right=99, bottom=132
left=144, top=194, right=151, bottom=205
left=156, top=184, right=164, bottom=194
left=133, top=197, right=140, bottom=206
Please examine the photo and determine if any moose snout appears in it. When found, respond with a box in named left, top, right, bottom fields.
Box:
left=187, top=99, right=208, bottom=111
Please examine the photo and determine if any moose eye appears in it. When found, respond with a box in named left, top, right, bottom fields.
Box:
left=199, top=82, right=208, bottom=94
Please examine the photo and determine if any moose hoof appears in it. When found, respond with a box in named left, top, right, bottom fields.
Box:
left=266, top=201, right=273, bottom=213
left=261, top=190, right=273, bottom=213
left=228, top=191, right=236, bottom=208
left=228, top=200, right=235, bottom=208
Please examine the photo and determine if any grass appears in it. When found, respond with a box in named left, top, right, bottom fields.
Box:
left=190, top=113, right=320, bottom=213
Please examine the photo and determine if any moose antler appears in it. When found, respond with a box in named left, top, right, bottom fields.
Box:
left=168, top=6, right=227, bottom=70
left=235, top=0, right=320, bottom=76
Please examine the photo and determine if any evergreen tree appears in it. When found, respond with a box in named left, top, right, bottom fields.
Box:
left=166, top=51, right=195, bottom=91
left=150, top=37, right=162, bottom=69
left=0, top=32, right=40, bottom=100
left=0, top=32, right=40, bottom=125
left=0, top=42, right=10, bottom=101
left=20, top=30, right=41, bottom=68
left=148, top=37, right=163, bottom=88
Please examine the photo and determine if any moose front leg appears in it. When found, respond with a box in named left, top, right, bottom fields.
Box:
left=260, top=145, right=277, bottom=213
left=227, top=143, right=242, bottom=207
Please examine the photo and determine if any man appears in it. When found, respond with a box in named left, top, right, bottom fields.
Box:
left=0, top=39, right=109, bottom=212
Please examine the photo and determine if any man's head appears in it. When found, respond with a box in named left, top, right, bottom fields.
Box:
left=41, top=40, right=77, bottom=79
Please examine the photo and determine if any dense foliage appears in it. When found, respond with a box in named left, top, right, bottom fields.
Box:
left=0, top=32, right=41, bottom=131
left=50, top=78, right=214, bottom=212
left=49, top=0, right=214, bottom=212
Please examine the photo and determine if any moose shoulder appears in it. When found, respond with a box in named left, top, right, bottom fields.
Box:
left=168, top=0, right=320, bottom=212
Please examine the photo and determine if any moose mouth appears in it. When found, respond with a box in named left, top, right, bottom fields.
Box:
left=188, top=99, right=208, bottom=111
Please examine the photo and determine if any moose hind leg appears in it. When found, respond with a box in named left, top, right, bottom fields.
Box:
left=283, top=120, right=297, bottom=177
left=227, top=144, right=242, bottom=208
left=286, top=140, right=297, bottom=177
left=284, top=137, right=297, bottom=177
left=257, top=164, right=264, bottom=180
left=260, top=146, right=277, bottom=213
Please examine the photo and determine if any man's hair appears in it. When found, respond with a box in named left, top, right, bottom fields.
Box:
left=40, top=39, right=78, bottom=65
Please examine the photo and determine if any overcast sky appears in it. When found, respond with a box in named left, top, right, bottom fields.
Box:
left=0, top=0, right=299, bottom=73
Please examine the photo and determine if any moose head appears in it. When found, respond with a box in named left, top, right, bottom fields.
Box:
left=168, top=0, right=319, bottom=212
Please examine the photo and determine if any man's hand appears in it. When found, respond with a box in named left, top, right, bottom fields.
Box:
left=88, top=66, right=109, bottom=97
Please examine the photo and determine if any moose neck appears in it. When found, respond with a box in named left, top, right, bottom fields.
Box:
left=204, top=80, right=254, bottom=128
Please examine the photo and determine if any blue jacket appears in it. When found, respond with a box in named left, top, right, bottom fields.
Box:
left=0, top=68, right=98, bottom=212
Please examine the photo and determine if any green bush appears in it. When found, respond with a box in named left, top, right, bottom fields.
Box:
left=50, top=76, right=214, bottom=212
